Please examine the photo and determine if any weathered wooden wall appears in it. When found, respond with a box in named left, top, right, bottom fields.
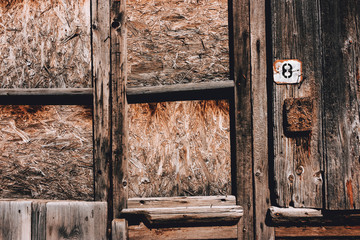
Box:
left=128, top=100, right=231, bottom=197
left=271, top=0, right=360, bottom=210
left=0, top=0, right=91, bottom=88
left=127, top=0, right=229, bottom=87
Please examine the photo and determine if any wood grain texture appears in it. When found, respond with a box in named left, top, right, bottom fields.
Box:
left=276, top=226, right=360, bottom=238
left=230, top=0, right=253, bottom=237
left=271, top=0, right=323, bottom=208
left=45, top=201, right=107, bottom=240
left=270, top=206, right=360, bottom=226
left=250, top=0, right=274, bottom=239
left=0, top=88, right=92, bottom=105
left=0, top=200, right=31, bottom=240
left=31, top=201, right=47, bottom=240
left=121, top=205, right=243, bottom=227
left=112, top=219, right=128, bottom=240
left=321, top=0, right=360, bottom=210
left=110, top=0, right=128, bottom=219
left=128, top=223, right=237, bottom=240
left=128, top=196, right=236, bottom=208
left=92, top=0, right=111, bottom=204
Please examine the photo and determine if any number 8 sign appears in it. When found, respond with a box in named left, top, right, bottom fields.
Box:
left=273, top=59, right=302, bottom=84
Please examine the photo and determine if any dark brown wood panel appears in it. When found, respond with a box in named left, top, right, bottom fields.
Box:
left=321, top=0, right=360, bottom=210
left=250, top=0, right=274, bottom=238
left=111, top=0, right=128, bottom=218
left=230, top=0, right=253, bottom=237
left=271, top=0, right=323, bottom=208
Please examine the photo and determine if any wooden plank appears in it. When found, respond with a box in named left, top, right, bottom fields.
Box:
left=91, top=0, right=112, bottom=236
left=0, top=88, right=92, bottom=105
left=0, top=201, right=31, bottom=240
left=271, top=0, right=323, bottom=208
left=121, top=205, right=243, bottom=227
left=321, top=0, right=360, bottom=210
left=113, top=219, right=128, bottom=240
left=276, top=226, right=360, bottom=238
left=250, top=0, right=274, bottom=239
left=128, top=223, right=237, bottom=240
left=126, top=81, right=234, bottom=103
left=128, top=196, right=236, bottom=208
left=270, top=206, right=360, bottom=226
left=45, top=201, right=107, bottom=240
left=230, top=0, right=256, bottom=238
left=110, top=0, right=128, bottom=219
left=31, top=201, right=47, bottom=240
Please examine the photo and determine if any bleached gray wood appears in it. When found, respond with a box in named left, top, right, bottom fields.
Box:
left=31, top=201, right=47, bottom=240
left=112, top=219, right=128, bottom=240
left=45, top=201, right=107, bottom=240
left=127, top=195, right=236, bottom=208
left=0, top=200, right=31, bottom=240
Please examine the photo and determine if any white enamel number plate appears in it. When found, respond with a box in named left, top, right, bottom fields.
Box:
left=273, top=59, right=302, bottom=84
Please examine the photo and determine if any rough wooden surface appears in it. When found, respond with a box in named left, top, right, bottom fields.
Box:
left=128, top=223, right=237, bottom=240
left=45, top=201, right=107, bottom=240
left=111, top=0, right=128, bottom=219
left=271, top=0, right=323, bottom=208
left=321, top=0, right=360, bottom=210
left=127, top=80, right=234, bottom=103
left=122, top=205, right=243, bottom=227
left=112, top=219, right=128, bottom=240
left=31, top=201, right=47, bottom=240
left=126, top=0, right=229, bottom=87
left=0, top=0, right=91, bottom=88
left=0, top=88, right=92, bottom=105
left=128, top=101, right=230, bottom=197
left=0, top=105, right=93, bottom=200
left=250, top=0, right=274, bottom=239
left=0, top=200, right=31, bottom=240
left=231, top=0, right=254, bottom=238
left=276, top=226, right=360, bottom=238
left=270, top=206, right=360, bottom=226
left=128, top=195, right=236, bottom=208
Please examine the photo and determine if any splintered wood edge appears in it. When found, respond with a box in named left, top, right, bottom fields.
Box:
left=121, top=205, right=243, bottom=227
left=269, top=206, right=360, bottom=225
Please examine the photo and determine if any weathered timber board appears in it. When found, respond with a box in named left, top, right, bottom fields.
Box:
left=0, top=200, right=31, bottom=240
left=321, top=0, right=360, bottom=210
left=0, top=0, right=91, bottom=88
left=126, top=0, right=229, bottom=87
left=0, top=105, right=93, bottom=200
left=276, top=226, right=360, bottom=238
left=271, top=0, right=323, bottom=208
left=127, top=195, right=236, bottom=208
left=45, top=201, right=107, bottom=240
left=112, top=219, right=128, bottom=240
left=111, top=0, right=128, bottom=219
left=128, top=101, right=231, bottom=197
left=128, top=222, right=237, bottom=240
left=250, top=0, right=274, bottom=238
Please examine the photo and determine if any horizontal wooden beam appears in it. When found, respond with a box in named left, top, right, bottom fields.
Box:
left=276, top=226, right=360, bottom=238
left=121, top=205, right=243, bottom=227
left=126, top=80, right=234, bottom=103
left=0, top=88, right=92, bottom=105
left=0, top=81, right=234, bottom=105
left=269, top=206, right=360, bottom=226
left=128, top=222, right=238, bottom=240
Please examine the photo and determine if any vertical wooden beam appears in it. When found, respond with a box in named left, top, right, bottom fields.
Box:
left=92, top=0, right=113, bottom=236
left=321, top=0, right=360, bottom=210
left=250, top=0, right=274, bottom=239
left=110, top=0, right=128, bottom=218
left=230, top=0, right=254, bottom=239
left=271, top=0, right=323, bottom=208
